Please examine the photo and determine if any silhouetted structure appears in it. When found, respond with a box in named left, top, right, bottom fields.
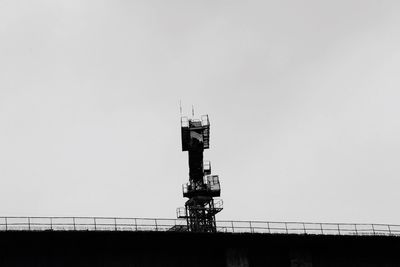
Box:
left=1, top=230, right=400, bottom=266
left=177, top=115, right=222, bottom=232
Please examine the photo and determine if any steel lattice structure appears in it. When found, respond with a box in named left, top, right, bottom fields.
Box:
left=177, top=115, right=223, bottom=232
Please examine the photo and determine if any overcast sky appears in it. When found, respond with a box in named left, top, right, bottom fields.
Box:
left=1, top=0, right=400, bottom=224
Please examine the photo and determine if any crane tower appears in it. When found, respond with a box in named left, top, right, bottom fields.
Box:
left=177, top=115, right=223, bottom=232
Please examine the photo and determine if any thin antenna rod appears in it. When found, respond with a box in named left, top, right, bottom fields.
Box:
left=192, top=105, right=195, bottom=117
left=179, top=100, right=182, bottom=116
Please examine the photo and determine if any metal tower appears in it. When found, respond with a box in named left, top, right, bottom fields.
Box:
left=177, top=115, right=223, bottom=232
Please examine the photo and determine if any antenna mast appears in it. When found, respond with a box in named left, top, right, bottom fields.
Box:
left=177, top=113, right=223, bottom=232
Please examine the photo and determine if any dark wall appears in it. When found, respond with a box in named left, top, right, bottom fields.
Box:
left=0, top=230, right=399, bottom=266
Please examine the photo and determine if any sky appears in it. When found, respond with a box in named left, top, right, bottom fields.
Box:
left=1, top=0, right=400, bottom=224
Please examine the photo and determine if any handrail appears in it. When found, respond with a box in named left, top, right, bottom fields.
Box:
left=0, top=216, right=399, bottom=236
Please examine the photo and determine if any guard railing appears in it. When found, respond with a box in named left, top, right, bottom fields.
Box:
left=0, top=217, right=399, bottom=236
left=216, top=220, right=400, bottom=236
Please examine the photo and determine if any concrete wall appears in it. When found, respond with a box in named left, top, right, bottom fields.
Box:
left=0, top=230, right=399, bottom=266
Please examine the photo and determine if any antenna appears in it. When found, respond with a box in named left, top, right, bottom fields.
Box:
left=179, top=100, right=182, bottom=116
left=177, top=112, right=222, bottom=232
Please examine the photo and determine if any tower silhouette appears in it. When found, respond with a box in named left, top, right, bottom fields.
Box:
left=177, top=115, right=223, bottom=232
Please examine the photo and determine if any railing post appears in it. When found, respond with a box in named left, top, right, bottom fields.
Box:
left=337, top=224, right=341, bottom=235
left=28, top=217, right=31, bottom=231
left=231, top=221, right=235, bottom=233
left=372, top=224, right=375, bottom=235
left=73, top=217, right=76, bottom=231
left=267, top=222, right=270, bottom=234
left=285, top=223, right=288, bottom=234
left=155, top=219, right=158, bottom=231
left=303, top=223, right=306, bottom=234
left=354, top=224, right=358, bottom=235
left=320, top=223, right=324, bottom=234
left=249, top=221, right=253, bottom=233
left=50, top=218, right=53, bottom=230
left=94, top=218, right=97, bottom=231
left=5, top=217, right=7, bottom=231
left=114, top=218, right=117, bottom=231
left=388, top=225, right=392, bottom=235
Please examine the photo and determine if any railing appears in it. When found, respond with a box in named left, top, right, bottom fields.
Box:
left=0, top=217, right=187, bottom=232
left=0, top=217, right=399, bottom=236
left=216, top=221, right=400, bottom=236
left=201, top=115, right=209, bottom=126
left=181, top=116, right=189, bottom=127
